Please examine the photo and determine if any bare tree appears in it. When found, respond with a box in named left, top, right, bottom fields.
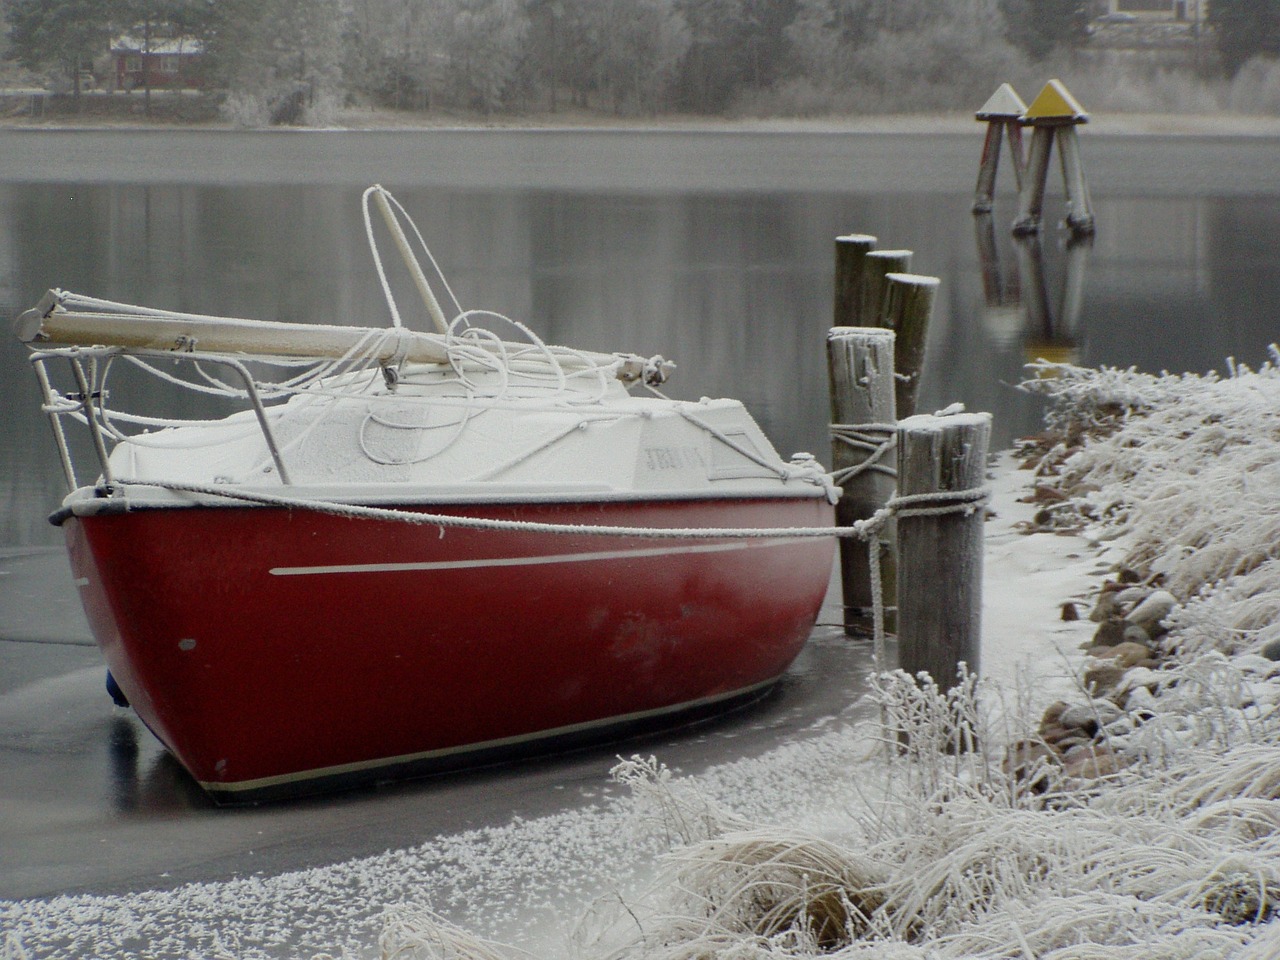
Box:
left=210, top=0, right=344, bottom=124
left=1209, top=0, right=1280, bottom=77
left=4, top=0, right=113, bottom=100
left=587, top=0, right=689, bottom=114
left=438, top=0, right=529, bottom=112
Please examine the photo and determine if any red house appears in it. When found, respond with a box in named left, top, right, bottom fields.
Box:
left=111, top=35, right=204, bottom=91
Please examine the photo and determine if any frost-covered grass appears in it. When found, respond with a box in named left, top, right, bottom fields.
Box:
left=6, top=355, right=1280, bottom=958
left=1024, top=353, right=1280, bottom=652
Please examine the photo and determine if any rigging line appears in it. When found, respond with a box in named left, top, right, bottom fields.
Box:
left=380, top=187, right=467, bottom=322
left=112, top=477, right=872, bottom=540
left=362, top=185, right=405, bottom=329
left=829, top=422, right=898, bottom=484
left=105, top=479, right=989, bottom=540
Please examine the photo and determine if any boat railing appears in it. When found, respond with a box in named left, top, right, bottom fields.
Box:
left=28, top=344, right=293, bottom=494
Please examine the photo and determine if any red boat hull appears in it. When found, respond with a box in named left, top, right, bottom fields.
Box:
left=65, top=496, right=834, bottom=803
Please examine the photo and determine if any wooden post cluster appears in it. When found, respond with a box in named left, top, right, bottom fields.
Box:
left=895, top=412, right=990, bottom=686
left=826, top=327, right=897, bottom=636
left=975, top=79, right=1095, bottom=239
left=829, top=234, right=943, bottom=637
left=830, top=235, right=936, bottom=420
left=828, top=238, right=990, bottom=689
left=1011, top=80, right=1095, bottom=237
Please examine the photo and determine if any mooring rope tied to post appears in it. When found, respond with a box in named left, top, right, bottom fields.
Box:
left=827, top=421, right=897, bottom=484
left=856, top=486, right=991, bottom=668
left=104, top=477, right=988, bottom=669
left=107, top=477, right=987, bottom=540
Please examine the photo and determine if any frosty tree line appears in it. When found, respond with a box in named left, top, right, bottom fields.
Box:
left=3, top=0, right=1279, bottom=121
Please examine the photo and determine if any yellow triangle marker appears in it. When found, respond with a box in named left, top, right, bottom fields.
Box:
left=975, top=83, right=1027, bottom=120
left=1023, top=79, right=1088, bottom=123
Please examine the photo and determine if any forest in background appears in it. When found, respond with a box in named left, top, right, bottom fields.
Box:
left=3, top=0, right=1280, bottom=125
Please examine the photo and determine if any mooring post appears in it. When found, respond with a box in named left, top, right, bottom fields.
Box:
left=1011, top=79, right=1094, bottom=237
left=834, top=234, right=878, bottom=327
left=881, top=273, right=937, bottom=419
left=973, top=83, right=1028, bottom=213
left=1055, top=123, right=1095, bottom=235
left=895, top=411, right=991, bottom=687
left=860, top=249, right=913, bottom=326
left=1012, top=123, right=1054, bottom=237
left=827, top=327, right=897, bottom=636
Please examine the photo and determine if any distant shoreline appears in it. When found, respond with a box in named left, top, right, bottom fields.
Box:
left=3, top=104, right=1280, bottom=138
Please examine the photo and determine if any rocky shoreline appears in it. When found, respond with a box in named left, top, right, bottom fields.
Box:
left=998, top=361, right=1280, bottom=843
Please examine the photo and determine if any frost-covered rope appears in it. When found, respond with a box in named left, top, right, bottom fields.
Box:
left=828, top=422, right=897, bottom=484
left=461, top=420, right=593, bottom=481
left=105, top=478, right=987, bottom=660
left=890, top=488, right=991, bottom=520
left=857, top=487, right=992, bottom=666
left=113, top=477, right=873, bottom=540
left=56, top=290, right=268, bottom=325
left=675, top=406, right=823, bottom=489
left=357, top=403, right=474, bottom=467
left=363, top=185, right=467, bottom=329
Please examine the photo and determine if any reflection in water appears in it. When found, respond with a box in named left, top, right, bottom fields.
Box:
left=974, top=210, right=1089, bottom=368
left=108, top=712, right=215, bottom=813
left=108, top=714, right=140, bottom=811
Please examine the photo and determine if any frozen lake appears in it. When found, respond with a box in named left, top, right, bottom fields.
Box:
left=2, top=127, right=1279, bottom=957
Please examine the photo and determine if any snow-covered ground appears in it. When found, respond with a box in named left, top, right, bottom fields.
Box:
left=5, top=357, right=1280, bottom=959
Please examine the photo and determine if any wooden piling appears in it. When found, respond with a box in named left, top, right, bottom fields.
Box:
left=1011, top=124, right=1054, bottom=236
left=974, top=122, right=1004, bottom=215
left=833, top=235, right=878, bottom=327
left=895, top=411, right=991, bottom=686
left=973, top=83, right=1028, bottom=213
left=1056, top=126, right=1095, bottom=235
left=827, top=327, right=897, bottom=636
left=860, top=250, right=912, bottom=326
left=881, top=273, right=937, bottom=419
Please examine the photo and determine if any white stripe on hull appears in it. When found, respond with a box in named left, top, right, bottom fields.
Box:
left=269, top=536, right=803, bottom=577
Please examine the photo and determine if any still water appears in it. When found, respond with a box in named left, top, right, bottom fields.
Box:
left=1, top=129, right=1278, bottom=549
